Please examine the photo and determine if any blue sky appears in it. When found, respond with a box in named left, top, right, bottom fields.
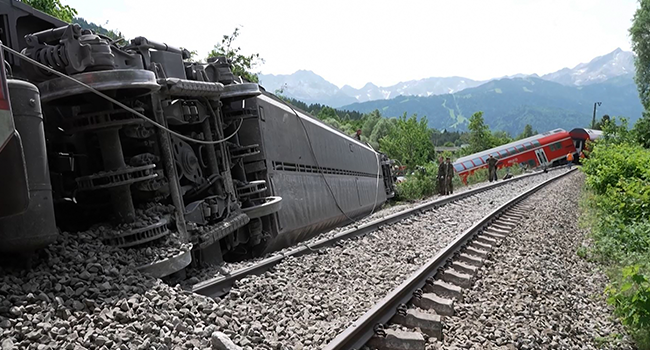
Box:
left=63, top=0, right=639, bottom=88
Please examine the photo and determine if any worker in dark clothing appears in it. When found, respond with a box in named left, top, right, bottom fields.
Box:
left=354, top=129, right=362, bottom=141
left=445, top=157, right=454, bottom=195
left=437, top=156, right=447, bottom=195
left=487, top=154, right=499, bottom=182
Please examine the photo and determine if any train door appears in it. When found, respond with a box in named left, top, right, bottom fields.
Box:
left=534, top=148, right=549, bottom=166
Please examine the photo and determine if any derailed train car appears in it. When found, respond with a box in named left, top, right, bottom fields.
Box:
left=0, top=0, right=395, bottom=278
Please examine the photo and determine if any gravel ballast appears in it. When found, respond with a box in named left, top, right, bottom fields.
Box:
left=207, top=170, right=565, bottom=349
left=429, top=171, right=635, bottom=349
left=0, top=169, right=563, bottom=350
left=185, top=170, right=552, bottom=284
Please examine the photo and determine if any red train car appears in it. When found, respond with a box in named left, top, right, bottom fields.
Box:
left=453, top=128, right=602, bottom=184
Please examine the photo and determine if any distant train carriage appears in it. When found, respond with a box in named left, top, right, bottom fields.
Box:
left=453, top=128, right=603, bottom=184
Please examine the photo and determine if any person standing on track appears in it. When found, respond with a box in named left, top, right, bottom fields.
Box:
left=487, top=154, right=498, bottom=182
left=438, top=156, right=447, bottom=195
left=445, top=157, right=454, bottom=195
left=566, top=152, right=574, bottom=169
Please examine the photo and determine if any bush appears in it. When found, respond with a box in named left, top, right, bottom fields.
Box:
left=581, top=138, right=650, bottom=347
left=395, top=164, right=524, bottom=201
left=394, top=162, right=438, bottom=201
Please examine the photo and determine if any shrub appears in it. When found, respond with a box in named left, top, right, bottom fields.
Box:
left=581, top=138, right=650, bottom=347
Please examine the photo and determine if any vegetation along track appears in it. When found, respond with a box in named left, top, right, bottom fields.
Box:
left=188, top=168, right=567, bottom=349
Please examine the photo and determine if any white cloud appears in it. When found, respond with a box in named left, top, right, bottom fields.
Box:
left=64, top=0, right=637, bottom=88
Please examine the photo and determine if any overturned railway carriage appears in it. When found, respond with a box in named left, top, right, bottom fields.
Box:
left=453, top=127, right=603, bottom=183
left=0, top=0, right=395, bottom=277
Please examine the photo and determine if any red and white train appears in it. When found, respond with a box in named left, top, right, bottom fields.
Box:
left=453, top=128, right=603, bottom=184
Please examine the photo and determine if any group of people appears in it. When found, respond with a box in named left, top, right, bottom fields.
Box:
left=437, top=156, right=455, bottom=195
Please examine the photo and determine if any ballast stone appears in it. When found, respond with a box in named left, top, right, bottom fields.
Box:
left=211, top=331, right=242, bottom=350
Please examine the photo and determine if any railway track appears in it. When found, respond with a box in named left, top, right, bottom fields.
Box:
left=323, top=168, right=577, bottom=350
left=191, top=168, right=562, bottom=298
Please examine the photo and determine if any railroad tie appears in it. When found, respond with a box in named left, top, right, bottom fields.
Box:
left=465, top=246, right=489, bottom=259
left=411, top=292, right=454, bottom=316
left=439, top=269, right=473, bottom=288
left=458, top=253, right=484, bottom=267
left=470, top=240, right=493, bottom=253
left=391, top=309, right=443, bottom=340
left=425, top=279, right=463, bottom=300
left=497, top=216, right=519, bottom=226
left=483, top=230, right=507, bottom=240
left=366, top=328, right=426, bottom=350
left=452, top=260, right=479, bottom=275
left=475, top=235, right=498, bottom=247
left=490, top=222, right=514, bottom=232
left=502, top=213, right=524, bottom=222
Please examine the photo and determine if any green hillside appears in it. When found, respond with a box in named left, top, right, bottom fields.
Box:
left=341, top=75, right=643, bottom=135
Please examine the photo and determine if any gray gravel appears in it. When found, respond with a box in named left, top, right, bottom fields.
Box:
left=0, top=230, right=223, bottom=350
left=207, top=169, right=565, bottom=349
left=0, top=169, right=563, bottom=350
left=428, top=171, right=635, bottom=350
left=185, top=169, right=549, bottom=284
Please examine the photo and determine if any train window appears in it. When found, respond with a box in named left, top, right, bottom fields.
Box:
left=528, top=159, right=536, bottom=167
left=472, top=158, right=483, bottom=165
left=549, top=142, right=562, bottom=151
left=462, top=161, right=474, bottom=169
left=507, top=147, right=516, bottom=154
left=516, top=145, right=525, bottom=152
left=453, top=163, right=465, bottom=172
left=524, top=143, right=533, bottom=150
left=498, top=150, right=508, bottom=157
left=481, top=155, right=490, bottom=163
left=532, top=140, right=541, bottom=147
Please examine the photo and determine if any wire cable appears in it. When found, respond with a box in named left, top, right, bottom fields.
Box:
left=275, top=96, right=383, bottom=223
left=0, top=44, right=242, bottom=145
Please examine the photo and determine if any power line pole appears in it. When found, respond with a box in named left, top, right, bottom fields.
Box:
left=592, top=102, right=602, bottom=129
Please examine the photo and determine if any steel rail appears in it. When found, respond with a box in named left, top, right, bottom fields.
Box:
left=322, top=167, right=577, bottom=350
left=191, top=168, right=564, bottom=298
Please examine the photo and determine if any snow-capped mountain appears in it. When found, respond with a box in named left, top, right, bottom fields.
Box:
left=257, top=48, right=635, bottom=107
left=541, top=48, right=635, bottom=86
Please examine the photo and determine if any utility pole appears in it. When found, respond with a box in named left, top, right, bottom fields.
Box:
left=592, top=102, right=602, bottom=129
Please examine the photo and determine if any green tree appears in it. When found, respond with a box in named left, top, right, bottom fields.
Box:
left=517, top=124, right=535, bottom=139
left=208, top=27, right=264, bottom=83
left=22, top=0, right=77, bottom=22
left=366, top=117, right=396, bottom=149
left=630, top=0, right=650, bottom=147
left=467, top=111, right=492, bottom=153
left=317, top=106, right=339, bottom=121
left=379, top=113, right=435, bottom=169
left=491, top=130, right=513, bottom=146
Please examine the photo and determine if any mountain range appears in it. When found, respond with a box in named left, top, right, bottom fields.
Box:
left=258, top=48, right=642, bottom=135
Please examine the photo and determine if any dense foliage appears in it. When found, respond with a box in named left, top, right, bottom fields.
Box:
left=631, top=0, right=650, bottom=148
left=21, top=0, right=76, bottom=22
left=380, top=113, right=435, bottom=169
left=581, top=117, right=650, bottom=348
left=207, top=27, right=263, bottom=83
